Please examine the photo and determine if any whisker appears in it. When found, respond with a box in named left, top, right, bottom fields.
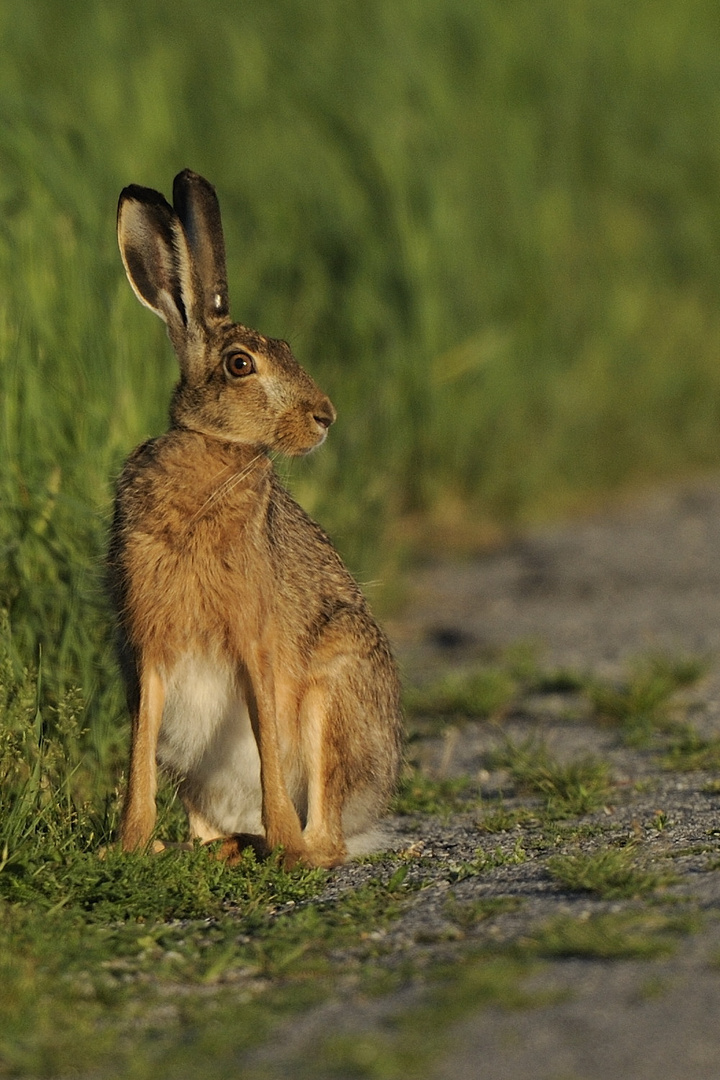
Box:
left=187, top=453, right=264, bottom=527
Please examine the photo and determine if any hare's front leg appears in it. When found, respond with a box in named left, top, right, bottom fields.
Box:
left=246, top=651, right=307, bottom=866
left=121, top=664, right=165, bottom=852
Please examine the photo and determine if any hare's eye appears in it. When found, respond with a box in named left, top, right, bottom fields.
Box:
left=224, top=351, right=255, bottom=379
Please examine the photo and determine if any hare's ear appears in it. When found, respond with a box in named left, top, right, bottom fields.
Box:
left=172, top=170, right=229, bottom=320
left=117, top=184, right=202, bottom=345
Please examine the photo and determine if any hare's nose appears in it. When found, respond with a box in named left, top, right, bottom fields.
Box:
left=313, top=399, right=336, bottom=430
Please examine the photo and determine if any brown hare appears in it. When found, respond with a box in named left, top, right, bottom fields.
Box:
left=108, top=169, right=403, bottom=869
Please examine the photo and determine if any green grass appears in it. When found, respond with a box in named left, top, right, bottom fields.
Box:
left=445, top=896, right=525, bottom=929
left=403, top=666, right=517, bottom=720
left=487, top=737, right=612, bottom=819
left=392, top=770, right=475, bottom=816
left=476, top=804, right=543, bottom=834
left=662, top=727, right=720, bottom=772
left=0, top=868, right=418, bottom=1078
left=402, top=648, right=578, bottom=732
left=547, top=846, right=676, bottom=900
left=587, top=654, right=705, bottom=747
left=524, top=909, right=701, bottom=960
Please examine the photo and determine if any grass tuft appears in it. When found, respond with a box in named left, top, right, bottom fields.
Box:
left=403, top=667, right=516, bottom=719
left=445, top=896, right=524, bottom=929
left=476, top=804, right=542, bottom=834
left=392, top=771, right=475, bottom=816
left=487, top=738, right=612, bottom=819
left=524, top=909, right=700, bottom=960
left=547, top=846, right=676, bottom=900
left=662, top=727, right=720, bottom=772
left=588, top=655, right=705, bottom=747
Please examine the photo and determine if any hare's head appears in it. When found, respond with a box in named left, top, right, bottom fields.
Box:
left=117, top=170, right=336, bottom=455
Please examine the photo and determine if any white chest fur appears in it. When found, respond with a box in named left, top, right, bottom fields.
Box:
left=158, top=655, right=263, bottom=836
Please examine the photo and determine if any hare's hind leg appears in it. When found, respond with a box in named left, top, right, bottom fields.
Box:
left=300, top=661, right=393, bottom=869
left=121, top=664, right=165, bottom=852
left=299, top=680, right=348, bottom=868
left=300, top=650, right=401, bottom=869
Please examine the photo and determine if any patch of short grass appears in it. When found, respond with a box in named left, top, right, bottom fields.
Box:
left=529, top=668, right=587, bottom=694
left=403, top=666, right=516, bottom=720
left=523, top=909, right=700, bottom=960
left=0, top=863, right=418, bottom=1078
left=403, top=649, right=590, bottom=725
left=547, top=847, right=676, bottom=900
left=588, top=655, right=705, bottom=747
left=445, top=895, right=524, bottom=929
left=662, top=727, right=720, bottom=772
left=487, top=738, right=612, bottom=819
left=636, top=975, right=672, bottom=1001
left=409, top=841, right=529, bottom=886
left=2, top=843, right=327, bottom=923
left=1, top=906, right=330, bottom=1078
left=476, top=804, right=543, bottom=834
left=392, top=770, right=475, bottom=816
left=474, top=839, right=528, bottom=873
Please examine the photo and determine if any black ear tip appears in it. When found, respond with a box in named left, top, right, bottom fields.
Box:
left=173, top=169, right=217, bottom=202
left=118, top=184, right=174, bottom=218
left=174, top=167, right=200, bottom=184
left=118, top=184, right=143, bottom=214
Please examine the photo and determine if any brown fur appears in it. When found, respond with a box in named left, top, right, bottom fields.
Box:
left=108, top=170, right=403, bottom=868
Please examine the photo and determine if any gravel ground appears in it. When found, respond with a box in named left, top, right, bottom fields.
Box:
left=249, top=478, right=720, bottom=1080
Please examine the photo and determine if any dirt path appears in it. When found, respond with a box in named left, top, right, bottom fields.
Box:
left=249, top=478, right=720, bottom=1080
left=393, top=476, right=720, bottom=678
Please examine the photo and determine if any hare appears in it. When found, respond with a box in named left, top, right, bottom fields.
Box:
left=108, top=169, right=403, bottom=869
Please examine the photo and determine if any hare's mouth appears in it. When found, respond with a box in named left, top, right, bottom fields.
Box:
left=270, top=408, right=333, bottom=456
left=296, top=426, right=329, bottom=455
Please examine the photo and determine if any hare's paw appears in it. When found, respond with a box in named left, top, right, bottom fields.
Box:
left=301, top=828, right=347, bottom=869
left=214, top=833, right=309, bottom=869
left=120, top=810, right=156, bottom=853
left=215, top=833, right=271, bottom=864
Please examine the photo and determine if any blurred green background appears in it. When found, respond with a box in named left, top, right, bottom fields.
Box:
left=3, top=0, right=720, bottom=750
